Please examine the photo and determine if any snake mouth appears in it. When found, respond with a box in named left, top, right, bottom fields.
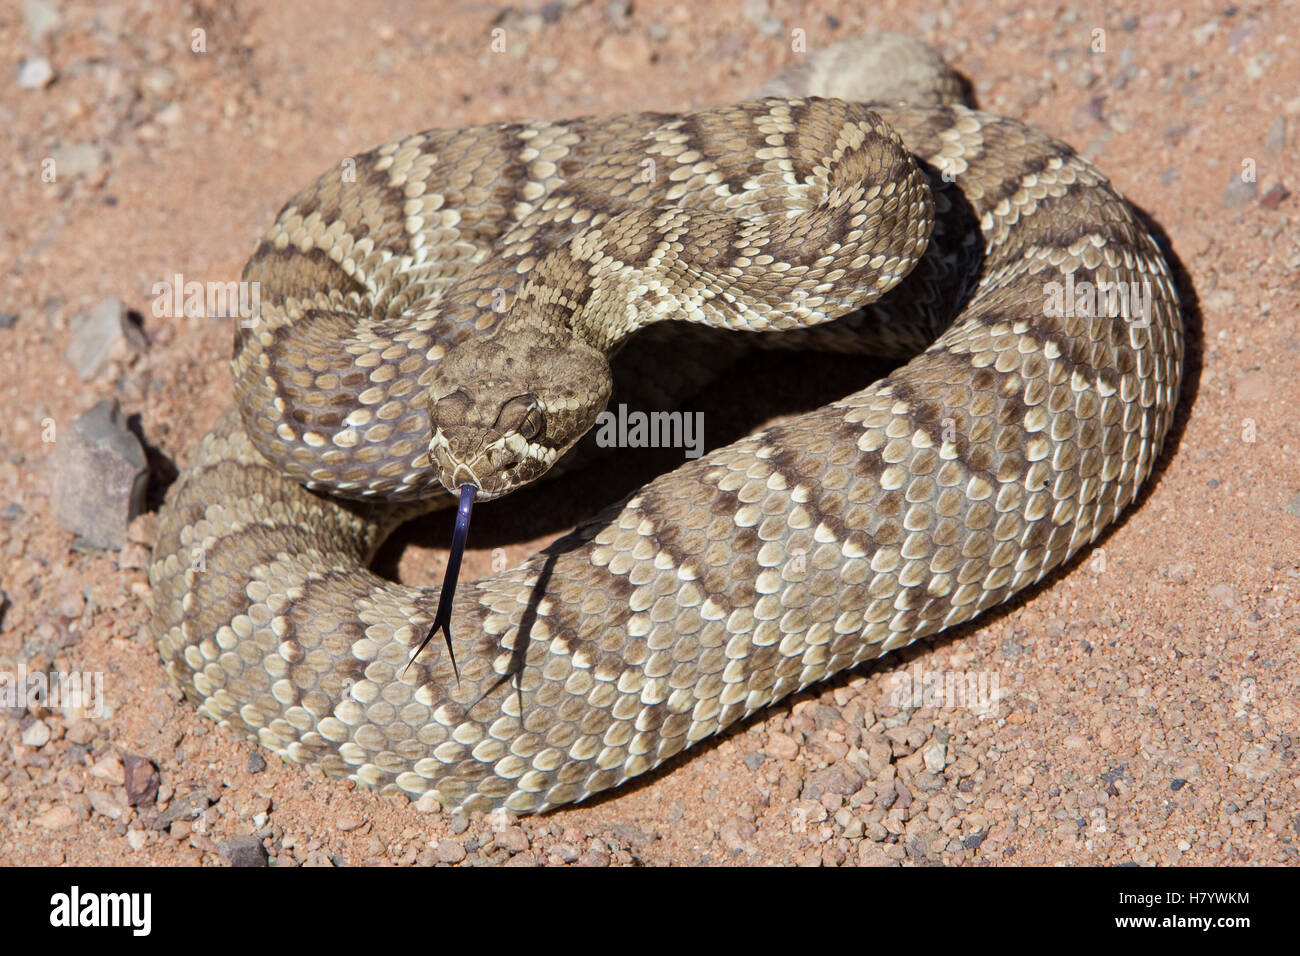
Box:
left=443, top=460, right=483, bottom=494
left=429, top=429, right=554, bottom=501
left=428, top=433, right=505, bottom=499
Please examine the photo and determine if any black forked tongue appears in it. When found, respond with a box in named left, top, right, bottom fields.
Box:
left=407, top=484, right=476, bottom=682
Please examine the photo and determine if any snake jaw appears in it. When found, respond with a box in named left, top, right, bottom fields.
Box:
left=428, top=434, right=489, bottom=495
left=428, top=428, right=530, bottom=500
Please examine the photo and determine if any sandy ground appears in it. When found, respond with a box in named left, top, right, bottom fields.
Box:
left=1, top=0, right=1297, bottom=867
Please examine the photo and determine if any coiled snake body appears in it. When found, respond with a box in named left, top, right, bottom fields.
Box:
left=150, top=35, right=1182, bottom=813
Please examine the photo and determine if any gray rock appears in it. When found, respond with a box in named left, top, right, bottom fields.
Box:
left=1266, top=116, right=1286, bottom=154
left=65, top=297, right=147, bottom=380
left=49, top=143, right=107, bottom=184
left=152, top=792, right=211, bottom=832
left=219, top=835, right=268, bottom=867
left=802, top=765, right=864, bottom=801
left=139, top=66, right=177, bottom=98
left=1223, top=175, right=1258, bottom=208
left=23, top=0, right=62, bottom=41
left=49, top=399, right=148, bottom=549
left=17, top=58, right=54, bottom=90
left=0, top=313, right=16, bottom=330
left=604, top=0, right=630, bottom=26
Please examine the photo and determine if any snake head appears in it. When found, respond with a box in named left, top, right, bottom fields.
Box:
left=426, top=326, right=612, bottom=499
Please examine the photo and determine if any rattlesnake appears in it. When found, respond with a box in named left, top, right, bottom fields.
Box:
left=149, top=34, right=1183, bottom=813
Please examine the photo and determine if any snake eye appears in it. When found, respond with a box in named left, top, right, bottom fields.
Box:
left=518, top=406, right=544, bottom=442
left=494, top=393, right=543, bottom=441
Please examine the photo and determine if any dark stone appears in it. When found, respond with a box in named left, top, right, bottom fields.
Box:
left=220, top=835, right=269, bottom=867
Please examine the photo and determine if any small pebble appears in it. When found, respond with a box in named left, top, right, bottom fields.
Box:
left=23, top=0, right=62, bottom=40
left=922, top=740, right=947, bottom=773
left=49, top=143, right=108, bottom=184
left=1223, top=175, right=1257, bottom=208
left=88, top=789, right=125, bottom=820
left=18, top=58, right=54, bottom=90
left=220, top=835, right=268, bottom=867
left=436, top=839, right=466, bottom=863
left=65, top=298, right=148, bottom=381
left=1265, top=115, right=1286, bottom=153
left=21, top=720, right=51, bottom=747
left=34, top=805, right=75, bottom=829
left=1259, top=183, right=1290, bottom=210
left=495, top=828, right=531, bottom=854
left=89, top=755, right=125, bottom=785
left=551, top=842, right=580, bottom=863
left=1208, top=583, right=1236, bottom=608
left=765, top=731, right=799, bottom=759
left=595, top=32, right=651, bottom=71
left=66, top=719, right=99, bottom=746
left=123, top=755, right=160, bottom=806
left=58, top=590, right=85, bottom=619
left=604, top=0, right=631, bottom=26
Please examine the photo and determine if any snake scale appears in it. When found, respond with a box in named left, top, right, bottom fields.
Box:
left=149, top=34, right=1183, bottom=814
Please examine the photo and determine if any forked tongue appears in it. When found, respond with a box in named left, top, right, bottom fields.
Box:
left=407, top=484, right=476, bottom=681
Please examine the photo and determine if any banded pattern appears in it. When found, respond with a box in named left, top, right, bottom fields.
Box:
left=150, top=34, right=1182, bottom=813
